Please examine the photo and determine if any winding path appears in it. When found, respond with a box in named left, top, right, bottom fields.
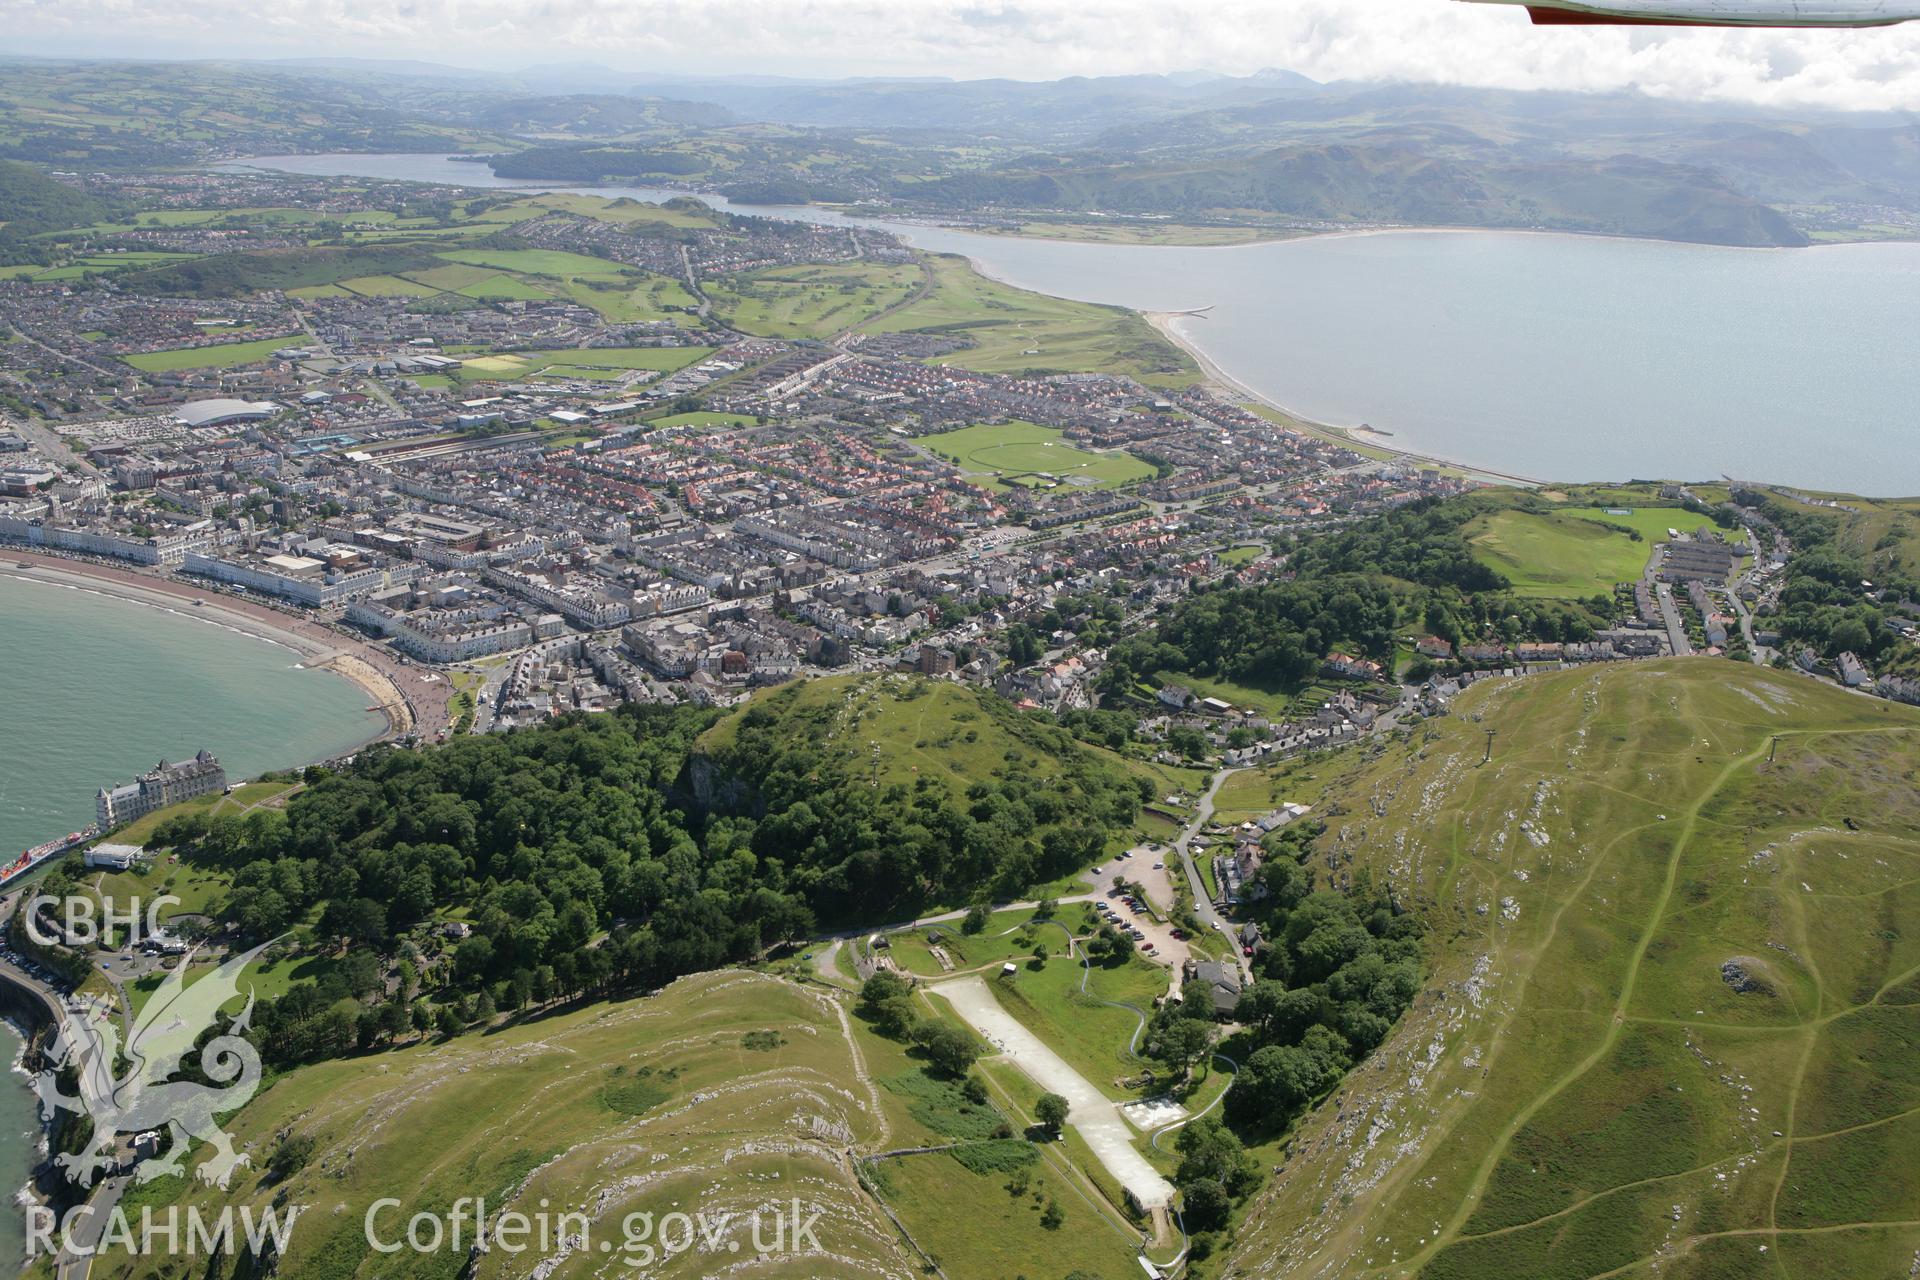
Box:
left=1175, top=767, right=1251, bottom=976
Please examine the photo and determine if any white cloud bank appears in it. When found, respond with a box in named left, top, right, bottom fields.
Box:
left=10, top=0, right=1920, bottom=112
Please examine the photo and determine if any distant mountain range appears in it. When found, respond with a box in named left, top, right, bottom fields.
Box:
left=7, top=54, right=1920, bottom=247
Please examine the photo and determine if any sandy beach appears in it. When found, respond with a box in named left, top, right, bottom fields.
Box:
left=0, top=550, right=451, bottom=744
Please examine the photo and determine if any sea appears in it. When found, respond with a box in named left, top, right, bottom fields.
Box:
left=0, top=572, right=385, bottom=1268
left=237, top=151, right=1920, bottom=496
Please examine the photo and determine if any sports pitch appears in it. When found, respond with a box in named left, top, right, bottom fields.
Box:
left=922, top=421, right=1155, bottom=491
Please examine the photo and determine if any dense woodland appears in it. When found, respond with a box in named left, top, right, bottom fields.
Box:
left=0, top=160, right=110, bottom=267
left=1225, top=822, right=1422, bottom=1125
left=1126, top=816, right=1422, bottom=1241
left=90, top=690, right=1140, bottom=1070
left=1744, top=494, right=1920, bottom=674
left=1106, top=498, right=1613, bottom=694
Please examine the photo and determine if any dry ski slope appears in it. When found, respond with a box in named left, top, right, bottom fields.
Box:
left=1225, top=660, right=1920, bottom=1280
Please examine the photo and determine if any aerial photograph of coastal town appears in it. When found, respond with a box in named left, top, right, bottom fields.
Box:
left=5, top=1, right=1920, bottom=1277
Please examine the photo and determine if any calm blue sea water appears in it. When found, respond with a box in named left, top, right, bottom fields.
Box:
left=0, top=574, right=383, bottom=1267
left=0, top=575, right=383, bottom=858
left=238, top=152, right=1920, bottom=496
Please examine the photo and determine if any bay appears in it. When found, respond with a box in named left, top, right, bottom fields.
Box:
left=236, top=152, right=1920, bottom=496
left=0, top=573, right=384, bottom=1270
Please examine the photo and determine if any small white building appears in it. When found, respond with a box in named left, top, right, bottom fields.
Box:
left=84, top=843, right=143, bottom=871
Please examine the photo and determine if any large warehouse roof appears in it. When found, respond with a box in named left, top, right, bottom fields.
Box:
left=175, top=398, right=278, bottom=428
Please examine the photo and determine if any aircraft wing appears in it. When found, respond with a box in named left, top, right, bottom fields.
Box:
left=1463, top=0, right=1920, bottom=24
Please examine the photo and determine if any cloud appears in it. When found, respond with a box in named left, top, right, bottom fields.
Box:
left=11, top=0, right=1920, bottom=112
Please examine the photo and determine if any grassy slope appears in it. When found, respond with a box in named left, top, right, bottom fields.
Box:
left=866, top=1146, right=1142, bottom=1280
left=1466, top=504, right=1734, bottom=599
left=1762, top=487, right=1920, bottom=580
left=696, top=672, right=1108, bottom=800
left=863, top=252, right=1198, bottom=386
left=95, top=971, right=916, bottom=1280
left=986, top=952, right=1169, bottom=1101
left=1222, top=660, right=1920, bottom=1280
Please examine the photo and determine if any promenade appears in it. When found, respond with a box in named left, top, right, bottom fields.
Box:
left=2, top=551, right=451, bottom=742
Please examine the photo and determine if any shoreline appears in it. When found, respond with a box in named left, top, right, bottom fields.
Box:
left=0, top=1017, right=34, bottom=1275
left=229, top=156, right=1918, bottom=255
left=0, top=550, right=450, bottom=746
left=1139, top=311, right=1549, bottom=489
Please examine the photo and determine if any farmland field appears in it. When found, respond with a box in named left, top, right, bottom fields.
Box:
left=120, top=334, right=294, bottom=372
left=1223, top=660, right=1920, bottom=1280
left=335, top=273, right=440, bottom=297
left=922, top=420, right=1155, bottom=491
left=435, top=247, right=632, bottom=279
left=456, top=273, right=553, bottom=300
left=513, top=192, right=723, bottom=229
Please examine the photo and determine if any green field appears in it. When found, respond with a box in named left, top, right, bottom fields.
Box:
left=425, top=248, right=697, bottom=322
left=556, top=273, right=699, bottom=322
left=1468, top=504, right=1732, bottom=598
left=336, top=272, right=440, bottom=298
left=922, top=420, right=1156, bottom=491
left=699, top=673, right=1116, bottom=802
left=507, top=192, right=723, bottom=229
left=1224, top=660, right=1920, bottom=1280
left=128, top=207, right=390, bottom=228
left=704, top=261, right=922, bottom=340
left=648, top=410, right=758, bottom=430
left=455, top=345, right=711, bottom=384
left=864, top=252, right=1197, bottom=384
left=394, top=262, right=497, bottom=291
left=885, top=907, right=1044, bottom=978
left=458, top=273, right=552, bottom=300
left=125, top=951, right=337, bottom=1019
left=867, top=1146, right=1144, bottom=1280
left=435, top=247, right=631, bottom=280
left=121, top=334, right=293, bottom=372
left=1205, top=759, right=1328, bottom=832
left=984, top=952, right=1170, bottom=1100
